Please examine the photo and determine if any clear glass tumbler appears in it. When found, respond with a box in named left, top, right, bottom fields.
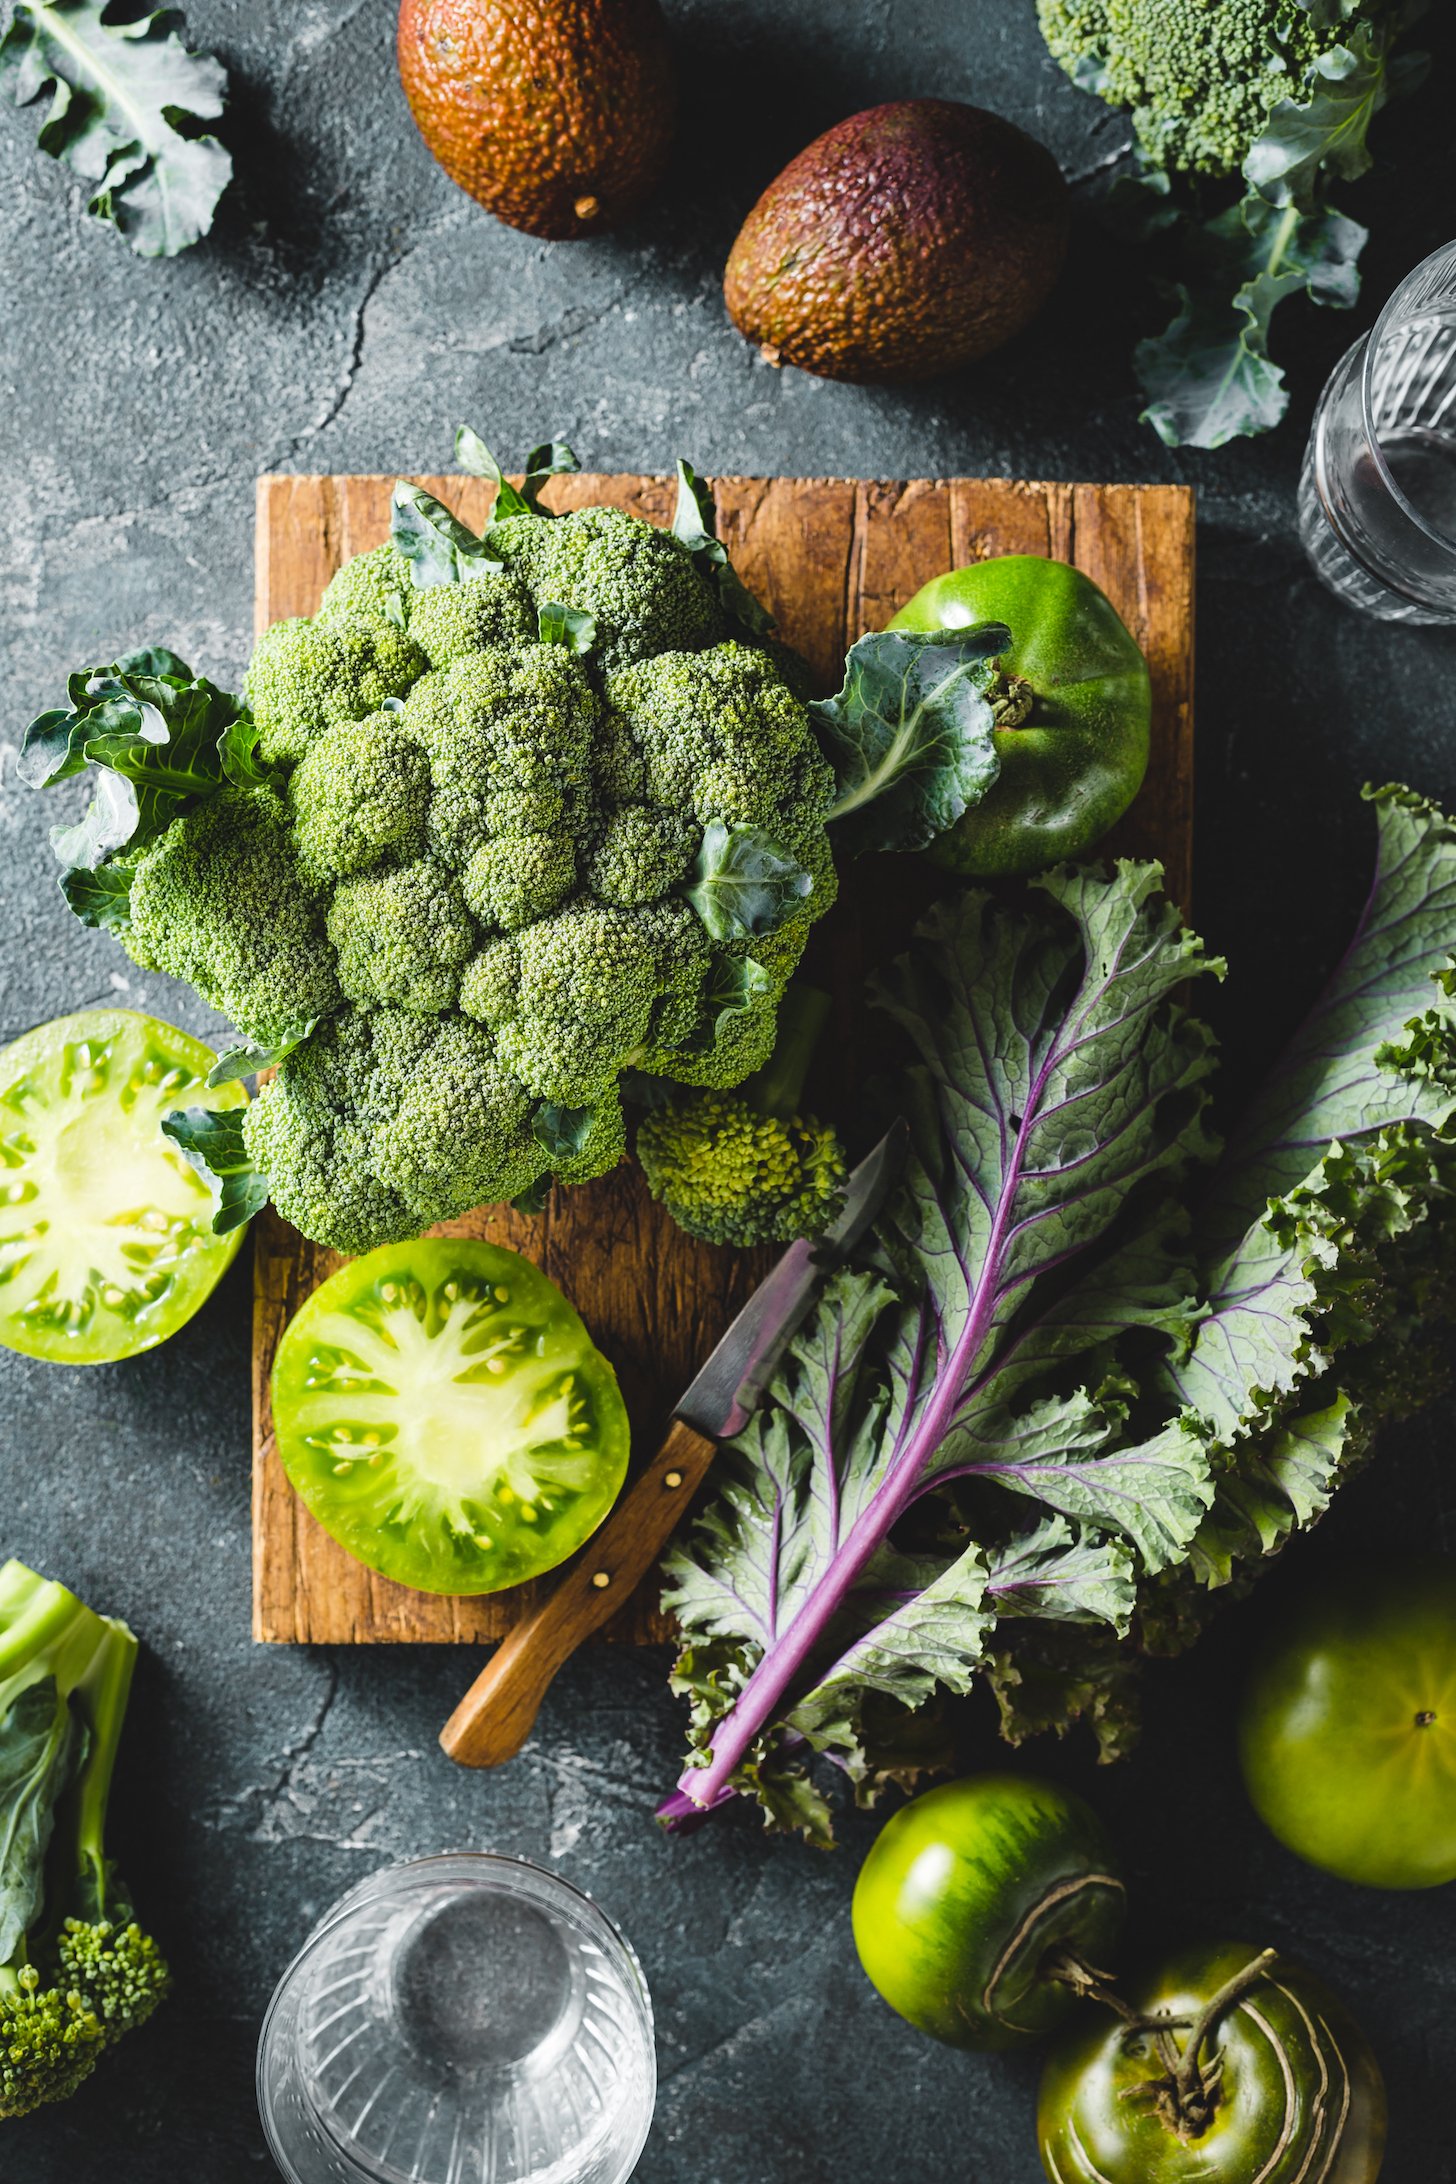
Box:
left=1298, top=240, right=1456, bottom=623
left=257, top=1853, right=656, bottom=2184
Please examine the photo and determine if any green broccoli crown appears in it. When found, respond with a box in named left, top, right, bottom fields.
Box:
left=0, top=1563, right=169, bottom=2121
left=104, top=483, right=837, bottom=1254
left=126, top=788, right=342, bottom=1048
left=637, top=1094, right=847, bottom=1248
left=1037, top=0, right=1361, bottom=176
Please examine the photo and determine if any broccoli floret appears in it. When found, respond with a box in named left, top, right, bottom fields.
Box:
left=635, top=985, right=847, bottom=1247
left=126, top=789, right=341, bottom=1043
left=372, top=1015, right=543, bottom=1221
left=0, top=1561, right=169, bottom=2121
left=492, top=505, right=727, bottom=670
left=328, top=856, right=476, bottom=1014
left=588, top=805, right=698, bottom=908
left=318, top=541, right=415, bottom=627
left=288, top=711, right=431, bottom=882
left=407, top=646, right=595, bottom=873
left=495, top=901, right=668, bottom=1105
left=463, top=833, right=577, bottom=932
left=247, top=611, right=425, bottom=766
left=1036, top=0, right=1361, bottom=177
left=407, top=574, right=535, bottom=665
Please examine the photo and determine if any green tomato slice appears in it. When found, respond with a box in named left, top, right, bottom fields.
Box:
left=0, top=1008, right=246, bottom=1365
left=271, top=1240, right=631, bottom=1596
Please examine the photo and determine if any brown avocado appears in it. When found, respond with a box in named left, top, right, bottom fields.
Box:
left=397, top=0, right=676, bottom=240
left=724, top=99, right=1070, bottom=383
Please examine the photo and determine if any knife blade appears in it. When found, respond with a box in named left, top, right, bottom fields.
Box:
left=439, top=1119, right=907, bottom=1769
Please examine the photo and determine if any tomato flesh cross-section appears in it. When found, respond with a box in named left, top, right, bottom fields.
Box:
left=0, top=1008, right=246, bottom=1364
left=271, top=1239, right=631, bottom=1595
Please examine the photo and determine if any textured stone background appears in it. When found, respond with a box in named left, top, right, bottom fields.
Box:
left=2, top=2, right=1454, bottom=2177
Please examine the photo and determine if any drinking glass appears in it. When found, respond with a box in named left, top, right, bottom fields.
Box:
left=257, top=1852, right=656, bottom=2184
left=1298, top=240, right=1456, bottom=622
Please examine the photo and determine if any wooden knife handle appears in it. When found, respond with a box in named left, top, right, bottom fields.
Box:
left=439, top=1417, right=718, bottom=1768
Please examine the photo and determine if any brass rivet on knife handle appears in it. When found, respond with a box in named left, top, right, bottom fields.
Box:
left=439, top=1419, right=718, bottom=1768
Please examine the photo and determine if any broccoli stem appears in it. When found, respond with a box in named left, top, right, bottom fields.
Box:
left=744, top=984, right=831, bottom=1121
left=63, top=1621, right=137, bottom=1919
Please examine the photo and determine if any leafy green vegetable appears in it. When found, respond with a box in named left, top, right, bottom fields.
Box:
left=537, top=600, right=598, bottom=654
left=0, top=1560, right=168, bottom=2118
left=0, top=1, right=231, bottom=258
left=206, top=1021, right=319, bottom=1088
left=19, top=655, right=269, bottom=876
left=662, top=788, right=1456, bottom=1836
left=671, top=461, right=776, bottom=637
left=813, top=626, right=1007, bottom=856
left=1038, top=0, right=1430, bottom=447
left=457, top=425, right=580, bottom=517
left=685, top=820, right=815, bottom=941
left=161, top=1104, right=270, bottom=1232
left=390, top=481, right=504, bottom=586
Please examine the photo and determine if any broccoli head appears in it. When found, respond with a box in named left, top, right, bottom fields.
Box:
left=0, top=1561, right=169, bottom=2121
left=1036, top=0, right=1373, bottom=178
left=33, top=453, right=844, bottom=1254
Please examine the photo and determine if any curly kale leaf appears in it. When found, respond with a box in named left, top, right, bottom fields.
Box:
left=0, top=1, right=231, bottom=257
left=662, top=864, right=1223, bottom=1832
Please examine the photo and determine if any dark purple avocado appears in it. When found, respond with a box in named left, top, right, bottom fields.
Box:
left=724, top=98, right=1070, bottom=384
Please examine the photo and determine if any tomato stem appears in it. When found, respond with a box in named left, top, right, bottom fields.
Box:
left=989, top=671, right=1035, bottom=730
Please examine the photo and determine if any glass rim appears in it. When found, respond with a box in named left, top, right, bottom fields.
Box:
left=1360, top=237, right=1456, bottom=560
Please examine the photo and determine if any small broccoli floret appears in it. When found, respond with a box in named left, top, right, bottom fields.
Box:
left=319, top=541, right=415, bottom=627
left=588, top=804, right=698, bottom=908
left=638, top=1097, right=846, bottom=1247
left=407, top=573, right=535, bottom=665
left=371, top=1015, right=542, bottom=1221
left=247, top=611, right=425, bottom=766
left=635, top=985, right=847, bottom=1247
left=407, top=646, right=595, bottom=875
left=492, top=504, right=727, bottom=670
left=0, top=1562, right=169, bottom=2122
left=1036, top=0, right=1356, bottom=177
left=327, top=856, right=476, bottom=1013
left=126, top=789, right=341, bottom=1043
left=496, top=902, right=668, bottom=1105
left=244, top=1010, right=422, bottom=1254
left=463, top=833, right=577, bottom=932
left=289, top=711, right=431, bottom=882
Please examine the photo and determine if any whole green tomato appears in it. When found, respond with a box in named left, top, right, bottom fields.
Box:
left=1037, top=1941, right=1386, bottom=2184
left=1238, top=1556, right=1456, bottom=1889
left=889, top=555, right=1151, bottom=878
left=850, top=1772, right=1126, bottom=2051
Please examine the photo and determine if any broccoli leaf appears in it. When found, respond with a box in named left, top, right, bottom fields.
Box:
left=0, top=1680, right=82, bottom=1964
left=685, top=821, right=813, bottom=942
left=0, top=0, right=231, bottom=257
left=664, top=865, right=1224, bottom=1828
left=206, top=1021, right=318, bottom=1089
left=1137, top=191, right=1366, bottom=449
left=532, top=1102, right=598, bottom=1160
left=813, top=627, right=1006, bottom=856
left=161, top=1105, right=269, bottom=1232
left=1243, top=21, right=1418, bottom=204
left=679, top=955, right=773, bottom=1058
left=671, top=461, right=776, bottom=637
left=59, top=858, right=133, bottom=930
left=457, top=426, right=580, bottom=518
left=537, top=601, right=598, bottom=655
left=391, top=480, right=504, bottom=587
left=23, top=660, right=267, bottom=876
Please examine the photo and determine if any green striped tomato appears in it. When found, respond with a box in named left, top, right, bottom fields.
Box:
left=1037, top=1942, right=1386, bottom=2184
left=851, top=1773, right=1126, bottom=2051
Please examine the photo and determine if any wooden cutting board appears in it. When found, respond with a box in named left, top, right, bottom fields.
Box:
left=252, top=471, right=1195, bottom=1646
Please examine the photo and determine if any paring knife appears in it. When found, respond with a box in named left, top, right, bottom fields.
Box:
left=439, top=1121, right=908, bottom=1769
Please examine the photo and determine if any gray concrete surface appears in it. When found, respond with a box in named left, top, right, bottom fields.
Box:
left=1, top=2, right=1454, bottom=2177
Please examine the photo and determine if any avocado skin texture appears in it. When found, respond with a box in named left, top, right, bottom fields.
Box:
left=398, top=0, right=676, bottom=240
left=725, top=99, right=1070, bottom=384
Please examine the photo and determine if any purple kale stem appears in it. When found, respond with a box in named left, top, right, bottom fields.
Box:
left=676, top=1094, right=1054, bottom=1814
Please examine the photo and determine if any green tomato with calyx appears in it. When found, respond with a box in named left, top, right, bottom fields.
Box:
left=1238, top=1557, right=1456, bottom=1889
left=851, top=1772, right=1126, bottom=2051
left=889, top=555, right=1151, bottom=878
left=1037, top=1941, right=1386, bottom=2184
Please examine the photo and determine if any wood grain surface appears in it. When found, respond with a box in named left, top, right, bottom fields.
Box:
left=252, top=470, right=1196, bottom=1645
